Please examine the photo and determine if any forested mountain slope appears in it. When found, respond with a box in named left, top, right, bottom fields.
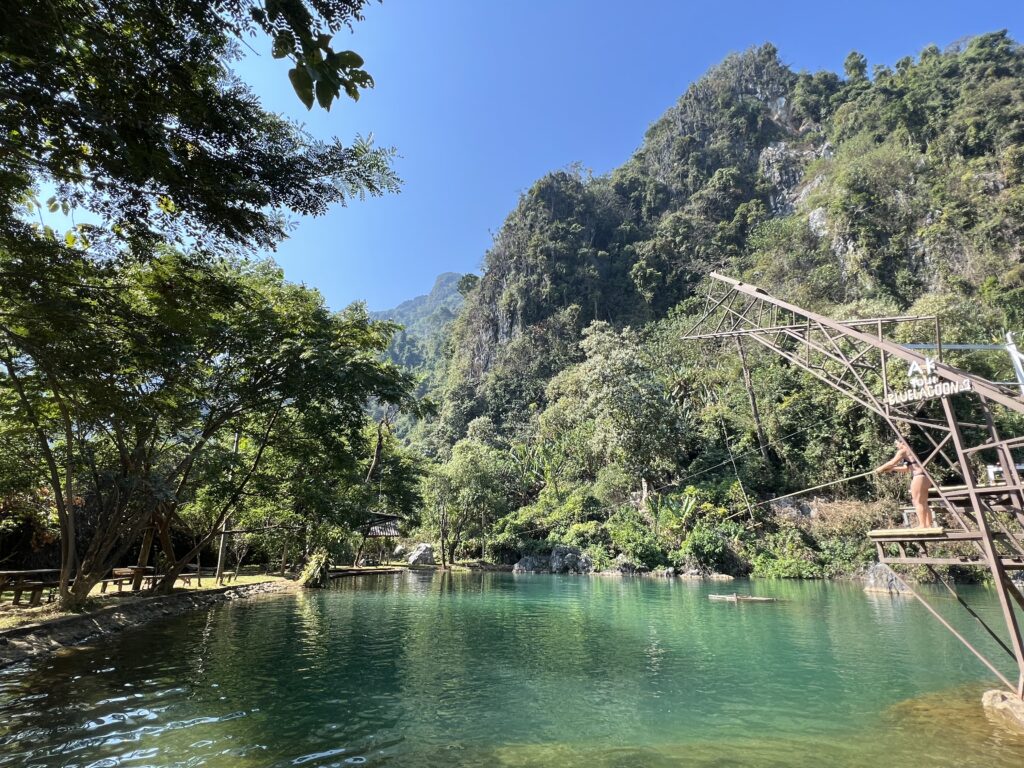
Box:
left=371, top=271, right=464, bottom=372
left=411, top=33, right=1024, bottom=576
left=371, top=271, right=463, bottom=338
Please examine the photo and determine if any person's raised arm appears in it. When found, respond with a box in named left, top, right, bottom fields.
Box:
left=876, top=446, right=908, bottom=475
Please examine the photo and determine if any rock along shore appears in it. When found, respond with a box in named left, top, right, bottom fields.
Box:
left=0, top=579, right=297, bottom=670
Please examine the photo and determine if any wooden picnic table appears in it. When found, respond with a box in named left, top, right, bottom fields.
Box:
left=0, top=569, right=60, bottom=591
left=0, top=569, right=61, bottom=607
left=100, top=566, right=155, bottom=593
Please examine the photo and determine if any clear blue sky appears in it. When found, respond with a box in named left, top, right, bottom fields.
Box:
left=233, top=0, right=1024, bottom=311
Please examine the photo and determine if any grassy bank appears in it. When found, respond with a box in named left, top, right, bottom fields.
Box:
left=0, top=571, right=291, bottom=633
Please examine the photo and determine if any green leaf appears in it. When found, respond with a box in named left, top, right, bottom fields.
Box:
left=288, top=67, right=314, bottom=110
left=333, top=50, right=364, bottom=69
left=271, top=33, right=294, bottom=59
left=315, top=80, right=336, bottom=111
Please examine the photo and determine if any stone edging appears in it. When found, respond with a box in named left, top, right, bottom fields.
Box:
left=0, top=579, right=297, bottom=670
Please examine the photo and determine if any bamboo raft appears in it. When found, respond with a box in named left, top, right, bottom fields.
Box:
left=708, top=593, right=778, bottom=603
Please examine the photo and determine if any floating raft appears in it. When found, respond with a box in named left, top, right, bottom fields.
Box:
left=708, top=593, right=778, bottom=603
left=868, top=527, right=944, bottom=539
left=328, top=567, right=405, bottom=578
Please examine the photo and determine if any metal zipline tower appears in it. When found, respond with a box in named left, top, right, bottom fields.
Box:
left=682, top=273, right=1024, bottom=698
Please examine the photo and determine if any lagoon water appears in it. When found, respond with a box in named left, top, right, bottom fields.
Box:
left=1, top=572, right=1023, bottom=767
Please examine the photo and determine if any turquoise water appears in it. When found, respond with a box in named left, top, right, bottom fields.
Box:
left=1, top=572, right=1023, bottom=767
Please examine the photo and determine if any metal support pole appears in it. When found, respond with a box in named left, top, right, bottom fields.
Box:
left=735, top=337, right=771, bottom=464
left=1008, top=332, right=1024, bottom=396
left=943, top=396, right=1024, bottom=698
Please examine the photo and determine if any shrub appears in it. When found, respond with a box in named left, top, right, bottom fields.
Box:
left=606, top=506, right=666, bottom=568
left=749, top=523, right=823, bottom=578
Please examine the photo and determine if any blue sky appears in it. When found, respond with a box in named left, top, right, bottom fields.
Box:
left=233, top=0, right=1024, bottom=311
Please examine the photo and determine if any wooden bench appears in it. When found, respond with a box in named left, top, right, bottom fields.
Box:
left=100, top=566, right=154, bottom=593
left=11, top=581, right=59, bottom=607
left=134, top=571, right=225, bottom=589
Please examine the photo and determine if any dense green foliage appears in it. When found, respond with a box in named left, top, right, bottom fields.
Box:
left=0, top=0, right=396, bottom=258
left=410, top=33, right=1024, bottom=576
left=4, top=15, right=1023, bottom=596
left=0, top=1, right=415, bottom=605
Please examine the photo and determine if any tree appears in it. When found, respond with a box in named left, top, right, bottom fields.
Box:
left=0, top=0, right=397, bottom=258
left=543, top=322, right=688, bottom=491
left=0, top=252, right=417, bottom=605
left=421, top=437, right=510, bottom=565
left=0, top=0, right=411, bottom=606
left=844, top=51, right=868, bottom=81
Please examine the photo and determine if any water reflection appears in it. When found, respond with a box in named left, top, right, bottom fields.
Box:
left=0, top=574, right=1022, bottom=767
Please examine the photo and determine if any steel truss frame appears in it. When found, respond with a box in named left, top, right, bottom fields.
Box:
left=682, top=273, right=1024, bottom=697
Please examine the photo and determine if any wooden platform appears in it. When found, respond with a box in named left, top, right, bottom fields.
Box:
left=868, top=527, right=944, bottom=539
left=708, top=594, right=777, bottom=603
left=328, top=567, right=405, bottom=578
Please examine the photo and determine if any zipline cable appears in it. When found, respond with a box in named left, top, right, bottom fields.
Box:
left=720, top=468, right=879, bottom=521
left=751, top=469, right=878, bottom=508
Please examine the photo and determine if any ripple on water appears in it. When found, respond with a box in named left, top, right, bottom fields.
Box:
left=0, top=574, right=1023, bottom=768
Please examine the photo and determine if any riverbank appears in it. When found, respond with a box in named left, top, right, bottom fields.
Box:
left=0, top=578, right=297, bottom=669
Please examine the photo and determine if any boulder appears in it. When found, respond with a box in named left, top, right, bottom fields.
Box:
left=677, top=567, right=704, bottom=578
left=982, top=689, right=1024, bottom=734
left=512, top=555, right=550, bottom=573
left=861, top=562, right=909, bottom=595
left=808, top=206, right=828, bottom=237
left=550, top=545, right=593, bottom=574
left=407, top=543, right=435, bottom=566
left=393, top=544, right=407, bottom=558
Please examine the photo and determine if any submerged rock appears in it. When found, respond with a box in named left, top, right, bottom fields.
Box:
left=860, top=563, right=910, bottom=594
left=982, top=689, right=1024, bottom=734
left=512, top=555, right=551, bottom=573
left=550, top=545, right=592, bottom=574
left=407, top=543, right=435, bottom=566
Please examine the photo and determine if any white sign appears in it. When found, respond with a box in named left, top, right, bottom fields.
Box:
left=885, top=356, right=973, bottom=405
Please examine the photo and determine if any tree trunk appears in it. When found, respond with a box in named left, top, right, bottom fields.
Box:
left=437, top=504, right=449, bottom=569
left=735, top=337, right=771, bottom=465
left=215, top=430, right=240, bottom=585
left=133, top=526, right=155, bottom=591
left=154, top=405, right=281, bottom=593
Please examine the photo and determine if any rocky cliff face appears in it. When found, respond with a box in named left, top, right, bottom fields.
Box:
left=417, top=33, right=1024, bottom=447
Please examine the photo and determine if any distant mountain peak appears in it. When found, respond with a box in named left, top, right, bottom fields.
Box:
left=372, top=272, right=465, bottom=340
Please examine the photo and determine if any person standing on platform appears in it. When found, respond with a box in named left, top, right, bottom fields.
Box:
left=876, top=438, right=935, bottom=529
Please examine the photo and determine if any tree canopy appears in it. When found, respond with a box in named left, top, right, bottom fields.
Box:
left=0, top=0, right=396, bottom=258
